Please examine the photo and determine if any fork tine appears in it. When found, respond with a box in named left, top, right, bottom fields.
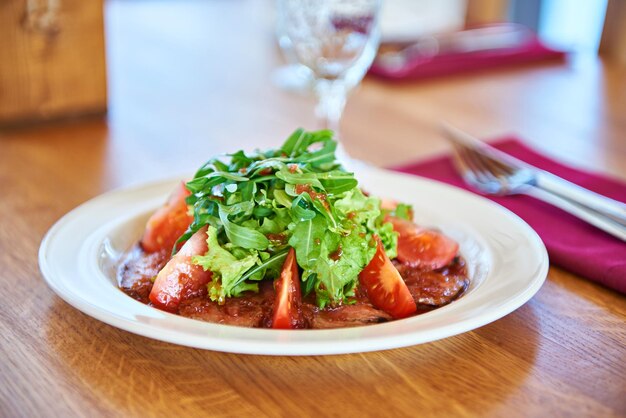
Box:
left=445, top=131, right=513, bottom=177
left=479, top=152, right=516, bottom=177
left=449, top=142, right=472, bottom=178
left=442, top=123, right=528, bottom=193
left=451, top=142, right=498, bottom=190
left=448, top=133, right=517, bottom=194
left=441, top=123, right=526, bottom=171
left=471, top=149, right=515, bottom=180
left=450, top=142, right=484, bottom=184
left=458, top=146, right=491, bottom=183
left=460, top=145, right=510, bottom=193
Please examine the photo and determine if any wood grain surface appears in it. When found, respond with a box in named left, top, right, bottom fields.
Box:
left=0, top=0, right=107, bottom=125
left=465, top=0, right=510, bottom=26
left=600, top=0, right=626, bottom=66
left=1, top=1, right=625, bottom=417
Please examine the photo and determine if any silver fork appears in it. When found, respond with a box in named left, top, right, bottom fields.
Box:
left=442, top=124, right=626, bottom=242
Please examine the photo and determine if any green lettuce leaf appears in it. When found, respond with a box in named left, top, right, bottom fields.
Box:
left=310, top=230, right=377, bottom=308
left=377, top=221, right=398, bottom=260
left=334, top=188, right=398, bottom=258
left=192, top=226, right=260, bottom=301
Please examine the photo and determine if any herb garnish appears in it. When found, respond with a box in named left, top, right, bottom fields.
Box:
left=181, top=129, right=400, bottom=308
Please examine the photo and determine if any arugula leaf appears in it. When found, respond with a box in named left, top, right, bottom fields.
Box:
left=182, top=128, right=405, bottom=308
left=302, top=273, right=317, bottom=297
left=273, top=189, right=292, bottom=208
left=291, top=194, right=317, bottom=221
left=281, top=128, right=307, bottom=157
left=276, top=169, right=356, bottom=195
left=186, top=171, right=248, bottom=194
left=237, top=249, right=289, bottom=284
left=238, top=181, right=257, bottom=201
left=259, top=217, right=282, bottom=235
left=253, top=206, right=274, bottom=218
left=229, top=281, right=260, bottom=297
left=276, top=168, right=324, bottom=189
left=297, top=139, right=337, bottom=167
left=288, top=215, right=326, bottom=270
left=247, top=159, right=287, bottom=175
left=316, top=171, right=358, bottom=195
left=194, top=158, right=229, bottom=178
left=228, top=150, right=254, bottom=171
left=218, top=206, right=269, bottom=250
left=219, top=201, right=254, bottom=217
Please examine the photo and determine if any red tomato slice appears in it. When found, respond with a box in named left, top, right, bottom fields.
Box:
left=272, top=248, right=304, bottom=329
left=149, top=226, right=212, bottom=312
left=359, top=238, right=417, bottom=319
left=386, top=216, right=459, bottom=271
left=141, top=182, right=193, bottom=253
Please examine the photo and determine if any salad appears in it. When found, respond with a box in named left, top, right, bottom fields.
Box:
left=118, top=129, right=468, bottom=329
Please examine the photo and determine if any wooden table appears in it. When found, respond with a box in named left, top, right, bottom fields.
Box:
left=1, top=2, right=624, bottom=417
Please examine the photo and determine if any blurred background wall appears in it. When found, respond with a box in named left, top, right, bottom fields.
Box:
left=1, top=0, right=623, bottom=128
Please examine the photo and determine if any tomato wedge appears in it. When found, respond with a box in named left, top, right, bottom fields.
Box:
left=272, top=248, right=304, bottom=329
left=141, top=182, right=193, bottom=254
left=149, top=226, right=212, bottom=312
left=386, top=216, right=459, bottom=271
left=359, top=238, right=417, bottom=319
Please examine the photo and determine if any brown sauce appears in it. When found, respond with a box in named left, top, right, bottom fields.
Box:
left=266, top=233, right=288, bottom=245
left=294, top=184, right=330, bottom=211
left=329, top=245, right=343, bottom=261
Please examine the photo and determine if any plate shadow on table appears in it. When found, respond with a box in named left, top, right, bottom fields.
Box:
left=44, top=298, right=541, bottom=416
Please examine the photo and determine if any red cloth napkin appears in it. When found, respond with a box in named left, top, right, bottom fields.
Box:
left=391, top=138, right=626, bottom=294
left=369, top=37, right=566, bottom=81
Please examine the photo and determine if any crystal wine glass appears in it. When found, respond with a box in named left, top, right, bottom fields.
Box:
left=273, top=4, right=315, bottom=95
left=277, top=0, right=383, bottom=144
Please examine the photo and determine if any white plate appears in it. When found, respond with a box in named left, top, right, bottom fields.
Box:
left=39, top=166, right=548, bottom=355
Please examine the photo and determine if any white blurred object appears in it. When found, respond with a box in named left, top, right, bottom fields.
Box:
left=380, top=0, right=467, bottom=43
left=539, top=0, right=607, bottom=53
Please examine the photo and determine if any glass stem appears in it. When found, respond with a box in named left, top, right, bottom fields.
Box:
left=314, top=78, right=347, bottom=136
